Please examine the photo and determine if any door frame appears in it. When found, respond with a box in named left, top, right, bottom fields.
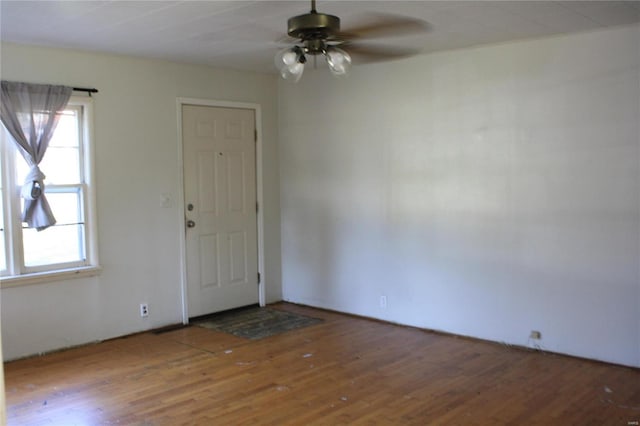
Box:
left=176, top=97, right=265, bottom=324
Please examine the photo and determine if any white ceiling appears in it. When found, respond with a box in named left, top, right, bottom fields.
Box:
left=1, top=1, right=638, bottom=74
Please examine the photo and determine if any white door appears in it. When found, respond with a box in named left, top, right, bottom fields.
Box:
left=182, top=104, right=258, bottom=317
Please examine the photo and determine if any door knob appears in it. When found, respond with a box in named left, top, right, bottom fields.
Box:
left=186, top=220, right=196, bottom=228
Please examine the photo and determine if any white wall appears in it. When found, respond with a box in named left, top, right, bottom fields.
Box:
left=0, top=43, right=282, bottom=360
left=279, top=26, right=640, bottom=367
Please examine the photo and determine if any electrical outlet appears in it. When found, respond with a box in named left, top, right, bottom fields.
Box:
left=379, top=295, right=387, bottom=309
left=140, top=303, right=149, bottom=317
left=530, top=330, right=541, bottom=339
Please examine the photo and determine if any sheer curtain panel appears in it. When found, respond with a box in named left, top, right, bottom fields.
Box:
left=0, top=81, right=72, bottom=231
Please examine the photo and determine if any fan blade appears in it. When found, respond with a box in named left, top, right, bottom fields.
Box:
left=338, top=13, right=430, bottom=40
left=275, top=34, right=299, bottom=45
left=345, top=43, right=422, bottom=64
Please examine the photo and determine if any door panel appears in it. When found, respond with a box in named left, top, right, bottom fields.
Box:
left=183, top=105, right=258, bottom=317
left=199, top=233, right=219, bottom=288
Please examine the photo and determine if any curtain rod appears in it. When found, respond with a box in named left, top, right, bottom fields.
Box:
left=72, top=87, right=98, bottom=95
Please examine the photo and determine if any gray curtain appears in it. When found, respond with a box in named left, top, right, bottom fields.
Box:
left=0, top=81, right=72, bottom=231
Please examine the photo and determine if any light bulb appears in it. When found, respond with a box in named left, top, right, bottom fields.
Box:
left=326, top=47, right=352, bottom=76
left=282, top=50, right=297, bottom=66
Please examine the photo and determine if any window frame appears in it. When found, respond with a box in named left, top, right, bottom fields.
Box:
left=0, top=97, right=100, bottom=286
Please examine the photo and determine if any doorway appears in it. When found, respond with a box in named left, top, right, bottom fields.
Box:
left=179, top=100, right=263, bottom=320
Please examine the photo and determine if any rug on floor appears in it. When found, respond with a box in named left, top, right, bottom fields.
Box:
left=193, top=306, right=324, bottom=340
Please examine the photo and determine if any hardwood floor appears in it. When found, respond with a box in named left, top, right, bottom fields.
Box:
left=4, top=303, right=639, bottom=425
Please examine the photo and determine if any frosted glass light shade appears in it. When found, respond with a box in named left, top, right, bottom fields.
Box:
left=325, top=47, right=351, bottom=76
left=275, top=47, right=305, bottom=83
left=280, top=62, right=304, bottom=82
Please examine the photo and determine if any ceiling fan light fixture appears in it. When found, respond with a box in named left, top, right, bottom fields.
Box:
left=325, top=46, right=351, bottom=76
left=277, top=0, right=427, bottom=81
left=281, top=61, right=305, bottom=82
left=276, top=46, right=306, bottom=82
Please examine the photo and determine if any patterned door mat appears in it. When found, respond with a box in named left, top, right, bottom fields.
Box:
left=192, top=306, right=324, bottom=340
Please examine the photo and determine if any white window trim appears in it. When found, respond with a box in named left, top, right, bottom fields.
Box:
left=0, top=266, right=102, bottom=287
left=0, top=96, right=100, bottom=286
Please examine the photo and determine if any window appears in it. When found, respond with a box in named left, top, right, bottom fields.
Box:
left=0, top=98, right=99, bottom=283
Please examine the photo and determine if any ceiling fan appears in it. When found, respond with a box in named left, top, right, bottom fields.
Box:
left=275, top=0, right=430, bottom=82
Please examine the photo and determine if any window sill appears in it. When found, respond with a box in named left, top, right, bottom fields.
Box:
left=0, top=266, right=102, bottom=288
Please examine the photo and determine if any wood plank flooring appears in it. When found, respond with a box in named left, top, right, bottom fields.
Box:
left=4, top=303, right=640, bottom=425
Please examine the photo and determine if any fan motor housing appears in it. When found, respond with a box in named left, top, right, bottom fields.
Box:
left=288, top=12, right=340, bottom=40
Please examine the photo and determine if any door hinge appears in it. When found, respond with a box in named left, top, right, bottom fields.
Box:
left=256, top=201, right=259, bottom=213
left=257, top=272, right=261, bottom=284
left=254, top=129, right=257, bottom=142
